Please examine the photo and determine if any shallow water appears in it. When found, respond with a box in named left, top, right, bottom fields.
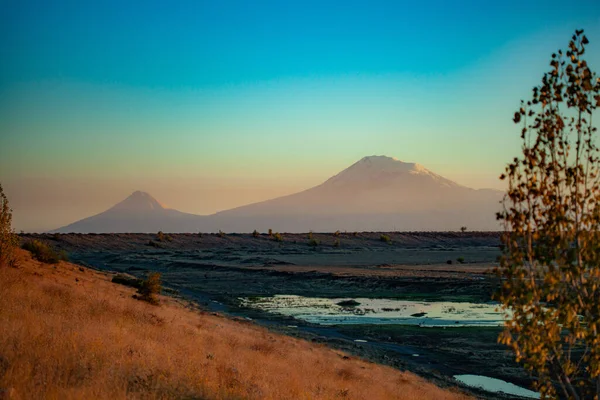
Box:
left=240, top=295, right=505, bottom=326
left=454, top=375, right=540, bottom=399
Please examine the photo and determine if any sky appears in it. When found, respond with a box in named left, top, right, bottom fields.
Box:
left=1, top=0, right=600, bottom=231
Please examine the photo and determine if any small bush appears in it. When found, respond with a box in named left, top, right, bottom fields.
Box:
left=333, top=230, right=341, bottom=237
left=308, top=238, right=319, bottom=247
left=157, top=231, right=173, bottom=242
left=136, top=272, right=162, bottom=305
left=456, top=257, right=465, bottom=264
left=217, top=230, right=226, bottom=238
left=307, top=231, right=313, bottom=240
left=446, top=260, right=453, bottom=265
left=273, top=232, right=283, bottom=242
left=268, top=229, right=273, bottom=237
left=380, top=234, right=391, bottom=244
left=353, top=232, right=358, bottom=237
left=333, top=239, right=340, bottom=248
left=252, top=230, right=260, bottom=238
left=460, top=226, right=467, bottom=233
left=21, top=240, right=66, bottom=264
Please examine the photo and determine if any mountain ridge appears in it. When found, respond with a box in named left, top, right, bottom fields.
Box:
left=52, top=156, right=503, bottom=233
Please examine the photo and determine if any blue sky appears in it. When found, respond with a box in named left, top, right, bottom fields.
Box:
left=1, top=0, right=599, bottom=230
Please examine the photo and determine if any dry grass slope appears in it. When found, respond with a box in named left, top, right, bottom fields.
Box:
left=0, top=249, right=470, bottom=400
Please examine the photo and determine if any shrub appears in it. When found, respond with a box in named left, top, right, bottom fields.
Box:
left=268, top=229, right=273, bottom=237
left=308, top=238, right=319, bottom=247
left=333, top=239, right=340, bottom=248
left=217, top=230, right=226, bottom=238
left=273, top=232, right=283, bottom=242
left=333, top=230, right=341, bottom=237
left=0, top=184, right=18, bottom=267
left=157, top=231, right=173, bottom=242
left=460, top=226, right=467, bottom=233
left=380, top=234, right=391, bottom=244
left=456, top=257, right=465, bottom=264
left=252, top=230, right=260, bottom=238
left=21, top=240, right=66, bottom=264
left=136, top=272, right=162, bottom=305
left=307, top=231, right=313, bottom=240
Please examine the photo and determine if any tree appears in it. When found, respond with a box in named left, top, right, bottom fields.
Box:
left=496, top=30, right=600, bottom=399
left=0, top=184, right=18, bottom=267
left=460, top=226, right=467, bottom=233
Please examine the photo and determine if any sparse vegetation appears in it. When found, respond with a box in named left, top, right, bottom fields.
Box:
left=496, top=30, right=600, bottom=399
left=379, top=234, right=391, bottom=244
left=308, top=238, right=319, bottom=247
left=307, top=231, right=313, bottom=240
left=459, top=226, right=467, bottom=233
left=333, top=239, right=340, bottom=248
left=135, top=272, right=162, bottom=305
left=217, top=230, right=226, bottom=238
left=273, top=232, right=283, bottom=242
left=0, top=184, right=18, bottom=267
left=268, top=228, right=273, bottom=237
left=456, top=257, right=465, bottom=264
left=333, top=230, right=341, bottom=237
left=21, top=239, right=67, bottom=264
left=252, top=229, right=260, bottom=238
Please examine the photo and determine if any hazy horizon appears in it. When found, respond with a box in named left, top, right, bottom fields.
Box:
left=1, top=1, right=600, bottom=231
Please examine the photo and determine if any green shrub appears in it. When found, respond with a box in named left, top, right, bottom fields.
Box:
left=333, top=230, right=341, bottom=237
left=380, top=234, right=391, bottom=244
left=217, top=230, right=226, bottom=238
left=308, top=238, right=319, bottom=247
left=252, top=230, right=260, bottom=238
left=456, top=257, right=465, bottom=264
left=307, top=231, right=313, bottom=240
left=136, top=272, right=162, bottom=305
left=268, top=229, right=273, bottom=237
left=273, top=232, right=283, bottom=242
left=21, top=240, right=67, bottom=264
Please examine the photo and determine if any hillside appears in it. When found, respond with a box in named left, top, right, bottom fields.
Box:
left=0, top=249, right=470, bottom=399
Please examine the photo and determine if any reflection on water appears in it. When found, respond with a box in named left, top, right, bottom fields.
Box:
left=240, top=295, right=506, bottom=326
left=454, top=375, right=540, bottom=399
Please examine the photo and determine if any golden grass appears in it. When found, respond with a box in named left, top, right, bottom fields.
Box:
left=0, top=249, right=470, bottom=400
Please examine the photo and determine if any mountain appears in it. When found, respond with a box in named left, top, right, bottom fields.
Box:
left=210, top=156, right=503, bottom=232
left=52, top=191, right=204, bottom=233
left=52, top=156, right=504, bottom=233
